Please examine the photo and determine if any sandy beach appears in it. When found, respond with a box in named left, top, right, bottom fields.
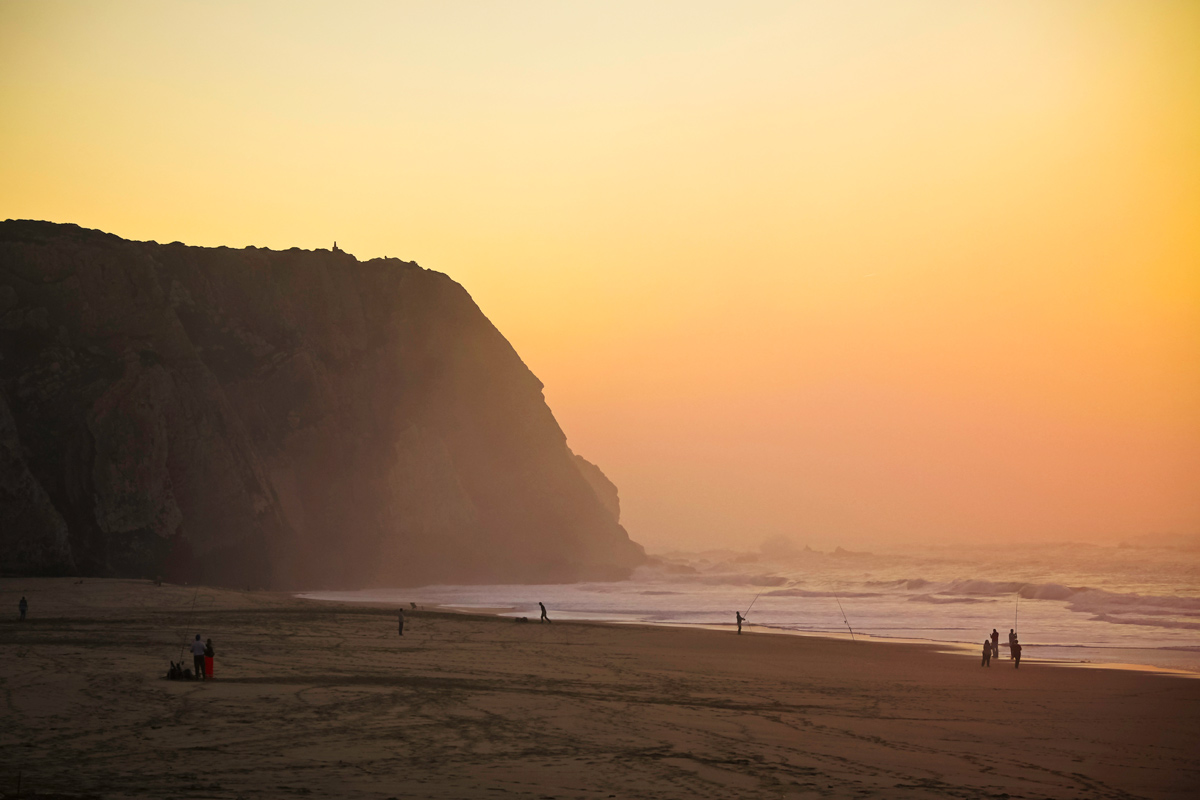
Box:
left=1, top=578, right=1198, bottom=799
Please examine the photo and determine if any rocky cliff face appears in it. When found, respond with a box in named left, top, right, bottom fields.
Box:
left=0, top=221, right=644, bottom=587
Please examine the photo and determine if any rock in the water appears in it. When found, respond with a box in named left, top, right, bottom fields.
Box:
left=0, top=221, right=645, bottom=587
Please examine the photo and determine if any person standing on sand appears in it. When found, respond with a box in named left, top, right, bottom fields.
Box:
left=982, top=639, right=992, bottom=667
left=1012, top=639, right=1022, bottom=669
left=539, top=602, right=550, bottom=624
left=204, top=639, right=215, bottom=679
left=991, top=629, right=1000, bottom=660
left=1009, top=629, right=1017, bottom=659
left=736, top=611, right=744, bottom=634
left=190, top=634, right=207, bottom=679
left=398, top=609, right=405, bottom=636
left=18, top=596, right=27, bottom=621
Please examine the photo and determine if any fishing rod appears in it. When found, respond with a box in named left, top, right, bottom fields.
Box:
left=833, top=593, right=855, bottom=642
left=1015, top=591, right=1019, bottom=635
left=177, top=587, right=200, bottom=664
left=744, top=590, right=764, bottom=618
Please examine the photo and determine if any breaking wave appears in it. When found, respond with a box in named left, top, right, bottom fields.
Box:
left=855, top=578, right=1200, bottom=626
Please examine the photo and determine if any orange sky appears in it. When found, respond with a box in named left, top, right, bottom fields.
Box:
left=2, top=1, right=1197, bottom=551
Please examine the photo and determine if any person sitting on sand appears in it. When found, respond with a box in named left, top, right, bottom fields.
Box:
left=190, top=634, right=207, bottom=679
left=991, top=629, right=1000, bottom=659
left=204, top=639, right=215, bottom=679
left=1012, top=639, right=1022, bottom=669
left=982, top=638, right=992, bottom=667
left=398, top=609, right=405, bottom=637
left=736, top=611, right=745, bottom=634
left=18, top=596, right=27, bottom=621
left=539, top=602, right=550, bottom=624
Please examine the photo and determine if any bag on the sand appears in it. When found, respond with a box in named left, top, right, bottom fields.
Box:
left=167, top=661, right=183, bottom=680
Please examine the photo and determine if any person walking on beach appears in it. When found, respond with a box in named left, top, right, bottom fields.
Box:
left=190, top=634, right=207, bottom=679
left=991, top=629, right=1000, bottom=660
left=982, top=638, right=992, bottom=667
left=539, top=602, right=550, bottom=624
left=1012, top=638, right=1022, bottom=669
left=398, top=608, right=405, bottom=636
left=18, top=596, right=27, bottom=621
left=736, top=610, right=745, bottom=634
left=1008, top=629, right=1017, bottom=659
left=204, top=639, right=215, bottom=679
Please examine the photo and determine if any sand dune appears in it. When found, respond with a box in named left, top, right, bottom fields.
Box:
left=1, top=578, right=1197, bottom=799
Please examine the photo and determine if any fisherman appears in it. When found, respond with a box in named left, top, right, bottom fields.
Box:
left=982, top=638, right=992, bottom=667
left=1008, top=629, right=1017, bottom=659
left=18, top=596, right=27, bottom=621
left=991, top=629, right=1000, bottom=660
left=398, top=608, right=405, bottom=637
left=539, top=602, right=550, bottom=624
left=736, top=610, right=745, bottom=634
left=1012, top=638, right=1022, bottom=669
left=204, top=639, right=215, bottom=679
left=190, top=634, right=207, bottom=679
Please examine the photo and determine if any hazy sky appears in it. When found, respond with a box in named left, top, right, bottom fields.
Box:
left=3, top=1, right=1197, bottom=552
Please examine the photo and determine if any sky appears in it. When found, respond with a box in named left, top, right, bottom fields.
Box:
left=2, top=1, right=1197, bottom=552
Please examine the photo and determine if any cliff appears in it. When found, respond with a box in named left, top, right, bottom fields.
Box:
left=0, top=221, right=644, bottom=587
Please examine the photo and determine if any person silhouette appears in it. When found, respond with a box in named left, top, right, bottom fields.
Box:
left=982, top=638, right=992, bottom=667
left=1012, top=638, right=1022, bottom=669
left=18, top=596, right=27, bottom=621
left=190, top=634, right=206, bottom=679
left=735, top=611, right=744, bottom=634
left=1008, top=629, right=1017, bottom=659
left=398, top=609, right=405, bottom=636
left=991, top=629, right=1000, bottom=660
left=539, top=602, right=550, bottom=624
left=204, top=639, right=215, bottom=679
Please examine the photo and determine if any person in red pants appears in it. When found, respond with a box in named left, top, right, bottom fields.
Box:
left=204, top=638, right=215, bottom=679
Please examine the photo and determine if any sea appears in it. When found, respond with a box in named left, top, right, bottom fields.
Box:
left=302, top=542, right=1200, bottom=675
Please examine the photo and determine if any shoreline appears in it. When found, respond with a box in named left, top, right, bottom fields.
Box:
left=301, top=593, right=1200, bottom=680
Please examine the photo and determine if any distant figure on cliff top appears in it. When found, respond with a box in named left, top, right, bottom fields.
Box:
left=1009, top=629, right=1017, bottom=659
left=1012, top=639, right=1022, bottom=669
left=190, top=634, right=207, bottom=679
left=736, top=611, right=744, bottom=634
left=18, top=596, right=28, bottom=621
left=398, top=609, right=405, bottom=636
left=539, top=602, right=550, bottom=624
left=991, top=629, right=1000, bottom=659
left=981, top=639, right=992, bottom=667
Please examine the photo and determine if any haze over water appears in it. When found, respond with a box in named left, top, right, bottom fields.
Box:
left=307, top=540, right=1200, bottom=674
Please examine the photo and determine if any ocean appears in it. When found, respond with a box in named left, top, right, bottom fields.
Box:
left=302, top=542, right=1200, bottom=674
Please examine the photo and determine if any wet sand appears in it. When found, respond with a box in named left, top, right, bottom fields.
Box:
left=1, top=578, right=1198, bottom=799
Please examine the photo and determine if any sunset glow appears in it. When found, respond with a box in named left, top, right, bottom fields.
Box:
left=3, top=0, right=1197, bottom=550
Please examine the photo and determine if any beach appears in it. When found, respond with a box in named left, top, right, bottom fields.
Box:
left=2, top=578, right=1198, bottom=799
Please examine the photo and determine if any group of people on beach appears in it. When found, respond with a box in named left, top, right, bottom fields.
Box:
left=168, top=634, right=215, bottom=680
left=982, top=628, right=1022, bottom=668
